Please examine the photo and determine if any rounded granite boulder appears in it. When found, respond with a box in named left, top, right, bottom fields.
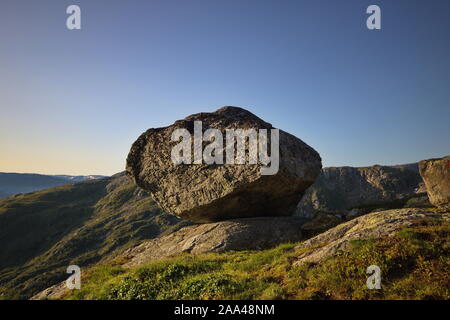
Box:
left=126, top=106, right=322, bottom=222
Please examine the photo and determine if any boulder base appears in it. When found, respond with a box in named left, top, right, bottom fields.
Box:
left=122, top=217, right=305, bottom=267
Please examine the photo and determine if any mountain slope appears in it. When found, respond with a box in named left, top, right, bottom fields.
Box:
left=38, top=208, right=449, bottom=300
left=0, top=163, right=443, bottom=300
left=0, top=173, right=186, bottom=299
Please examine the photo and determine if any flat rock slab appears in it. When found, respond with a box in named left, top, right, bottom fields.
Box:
left=122, top=217, right=305, bottom=267
left=126, top=106, right=322, bottom=222
left=293, top=208, right=450, bottom=266
left=419, top=155, right=450, bottom=209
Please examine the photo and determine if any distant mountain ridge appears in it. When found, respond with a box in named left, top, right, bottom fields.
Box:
left=0, top=173, right=107, bottom=199
left=53, top=175, right=106, bottom=182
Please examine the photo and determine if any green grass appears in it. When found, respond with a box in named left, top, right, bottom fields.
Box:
left=64, top=219, right=449, bottom=300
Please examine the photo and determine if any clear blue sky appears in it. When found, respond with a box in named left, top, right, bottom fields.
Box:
left=1, top=0, right=449, bottom=175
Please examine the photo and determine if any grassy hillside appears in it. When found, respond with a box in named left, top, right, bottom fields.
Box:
left=64, top=218, right=449, bottom=300
left=0, top=173, right=186, bottom=299
left=1, top=171, right=447, bottom=301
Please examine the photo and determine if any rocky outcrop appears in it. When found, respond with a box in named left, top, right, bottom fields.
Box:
left=293, top=208, right=450, bottom=265
left=419, top=156, right=450, bottom=209
left=127, top=106, right=322, bottom=222
left=122, top=217, right=305, bottom=267
left=296, top=163, right=427, bottom=221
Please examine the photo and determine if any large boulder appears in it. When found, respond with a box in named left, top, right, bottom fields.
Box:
left=126, top=106, right=322, bottom=222
left=419, top=155, right=450, bottom=209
